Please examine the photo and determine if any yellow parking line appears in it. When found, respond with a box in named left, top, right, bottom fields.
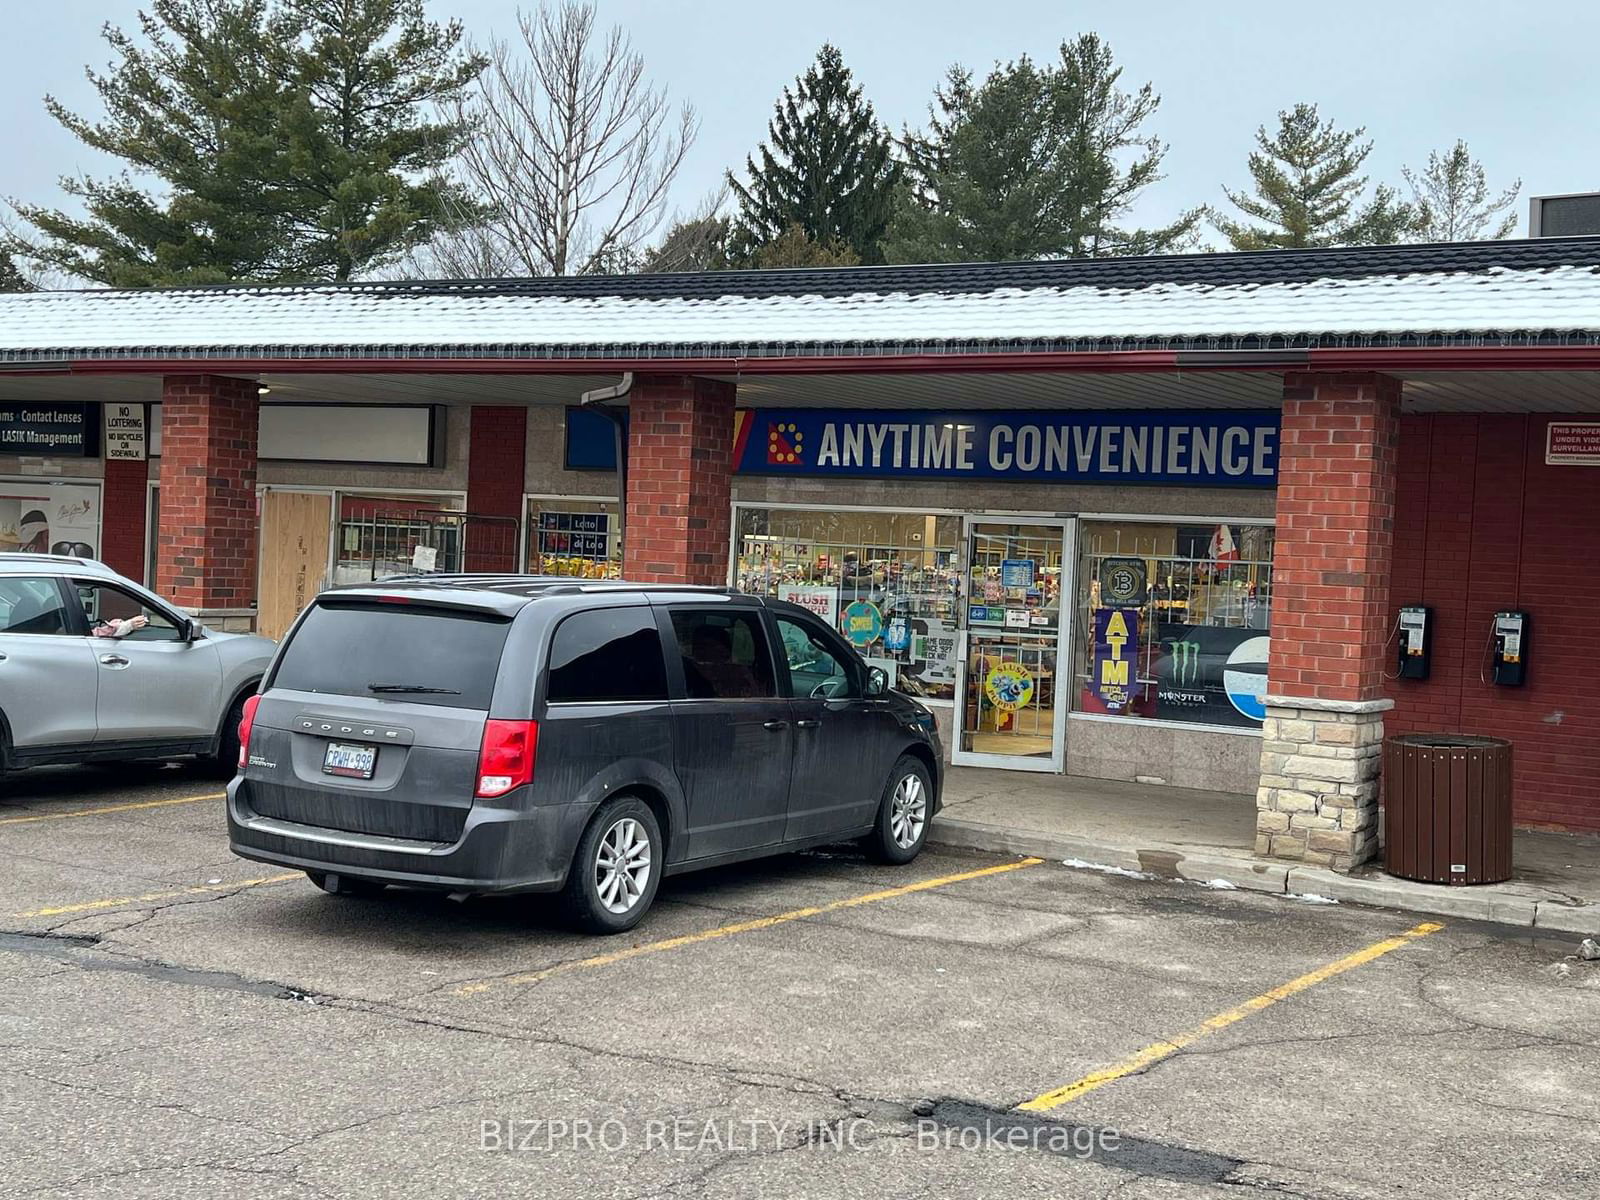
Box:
left=14, top=873, right=301, bottom=919
left=457, top=856, right=1045, bottom=996
left=0, top=791, right=225, bottom=826
left=1017, top=920, right=1446, bottom=1112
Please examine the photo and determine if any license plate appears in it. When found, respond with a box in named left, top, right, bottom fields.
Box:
left=323, top=741, right=377, bottom=779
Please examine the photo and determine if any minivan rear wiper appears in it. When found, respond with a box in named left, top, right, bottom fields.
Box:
left=366, top=683, right=462, bottom=695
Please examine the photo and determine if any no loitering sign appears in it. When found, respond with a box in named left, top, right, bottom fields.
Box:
left=104, top=403, right=146, bottom=461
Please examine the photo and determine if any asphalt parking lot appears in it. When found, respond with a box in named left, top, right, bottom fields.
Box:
left=3, top=766, right=1598, bottom=1199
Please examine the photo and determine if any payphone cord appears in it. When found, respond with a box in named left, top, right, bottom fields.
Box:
left=1380, top=614, right=1405, bottom=682
left=1478, top=626, right=1497, bottom=685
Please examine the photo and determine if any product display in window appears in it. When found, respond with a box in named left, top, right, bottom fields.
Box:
left=735, top=507, right=961, bottom=700
left=528, top=500, right=621, bottom=578
left=1073, top=521, right=1273, bottom=728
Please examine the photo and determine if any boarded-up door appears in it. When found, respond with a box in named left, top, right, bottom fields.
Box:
left=258, top=491, right=333, bottom=641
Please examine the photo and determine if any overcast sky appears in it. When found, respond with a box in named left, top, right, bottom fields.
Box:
left=7, top=1, right=1597, bottom=253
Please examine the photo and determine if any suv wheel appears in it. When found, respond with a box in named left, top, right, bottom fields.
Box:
left=864, top=755, right=932, bottom=865
left=560, top=795, right=661, bottom=934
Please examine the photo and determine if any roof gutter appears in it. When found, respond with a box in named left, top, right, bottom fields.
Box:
left=578, top=372, right=632, bottom=554
left=36, top=344, right=1600, bottom=376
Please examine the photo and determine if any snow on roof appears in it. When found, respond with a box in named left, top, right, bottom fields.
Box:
left=2, top=240, right=1598, bottom=362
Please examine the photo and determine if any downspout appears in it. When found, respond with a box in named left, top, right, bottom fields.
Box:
left=579, top=372, right=633, bottom=560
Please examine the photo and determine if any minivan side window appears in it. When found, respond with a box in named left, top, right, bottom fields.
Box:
left=546, top=608, right=668, bottom=703
left=0, top=577, right=72, bottom=636
left=775, top=616, right=858, bottom=699
left=669, top=609, right=777, bottom=700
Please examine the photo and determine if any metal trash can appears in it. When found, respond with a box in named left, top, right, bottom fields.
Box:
left=1383, top=734, right=1513, bottom=885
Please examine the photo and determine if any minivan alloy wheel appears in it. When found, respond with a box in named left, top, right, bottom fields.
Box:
left=595, top=817, right=652, bottom=914
left=890, top=773, right=927, bottom=849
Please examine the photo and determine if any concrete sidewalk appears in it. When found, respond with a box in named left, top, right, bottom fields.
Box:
left=930, top=766, right=1600, bottom=935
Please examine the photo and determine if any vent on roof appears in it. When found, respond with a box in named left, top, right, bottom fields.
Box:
left=1528, top=193, right=1600, bottom=238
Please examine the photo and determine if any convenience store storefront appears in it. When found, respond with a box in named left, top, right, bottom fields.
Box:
left=720, top=407, right=1278, bottom=789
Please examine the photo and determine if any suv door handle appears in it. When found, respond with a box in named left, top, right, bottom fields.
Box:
left=795, top=719, right=821, bottom=729
left=98, top=653, right=130, bottom=668
left=762, top=719, right=788, bottom=731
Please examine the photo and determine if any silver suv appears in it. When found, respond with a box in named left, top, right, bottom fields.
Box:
left=0, top=554, right=274, bottom=775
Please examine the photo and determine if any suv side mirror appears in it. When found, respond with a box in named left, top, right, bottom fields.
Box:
left=184, top=617, right=204, bottom=642
left=865, top=666, right=889, bottom=697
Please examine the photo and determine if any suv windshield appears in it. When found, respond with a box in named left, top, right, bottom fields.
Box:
left=273, top=601, right=511, bottom=710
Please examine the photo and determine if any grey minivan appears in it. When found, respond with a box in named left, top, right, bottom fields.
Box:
left=227, top=577, right=943, bottom=932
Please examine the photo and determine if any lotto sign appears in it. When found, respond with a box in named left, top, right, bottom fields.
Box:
left=983, top=660, right=1035, bottom=712
left=1092, top=607, right=1141, bottom=712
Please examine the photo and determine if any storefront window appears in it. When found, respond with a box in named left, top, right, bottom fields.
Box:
left=1072, top=520, right=1274, bottom=728
left=734, top=506, right=962, bottom=701
left=0, top=480, right=102, bottom=558
left=528, top=497, right=621, bottom=578
left=333, top=492, right=464, bottom=584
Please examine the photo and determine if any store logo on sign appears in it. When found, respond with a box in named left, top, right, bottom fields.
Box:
left=841, top=599, right=884, bottom=647
left=984, top=660, right=1035, bottom=712
left=767, top=422, right=804, bottom=466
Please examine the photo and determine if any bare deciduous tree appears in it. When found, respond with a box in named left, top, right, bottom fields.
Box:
left=426, top=1, right=696, bottom=277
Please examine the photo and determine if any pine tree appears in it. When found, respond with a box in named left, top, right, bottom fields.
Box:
left=1403, top=140, right=1520, bottom=241
left=1214, top=103, right=1419, bottom=249
left=266, top=0, right=485, bottom=280
left=0, top=253, right=33, bottom=293
left=727, top=45, right=899, bottom=264
left=887, top=36, right=1198, bottom=263
left=749, top=223, right=860, bottom=269
left=11, top=0, right=291, bottom=286
left=9, top=0, right=482, bottom=286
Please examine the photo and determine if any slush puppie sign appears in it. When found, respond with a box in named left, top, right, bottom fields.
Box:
left=735, top=409, right=1279, bottom=487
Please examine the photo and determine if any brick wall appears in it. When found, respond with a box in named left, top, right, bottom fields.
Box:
left=99, top=457, right=149, bottom=583
left=1267, top=372, right=1400, bottom=702
left=155, top=375, right=258, bottom=611
left=1386, top=413, right=1600, bottom=832
left=623, top=376, right=735, bottom=584
left=466, top=405, right=528, bottom=572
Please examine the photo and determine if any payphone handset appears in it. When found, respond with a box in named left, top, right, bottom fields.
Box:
left=1397, top=606, right=1431, bottom=680
left=1491, top=611, right=1529, bottom=687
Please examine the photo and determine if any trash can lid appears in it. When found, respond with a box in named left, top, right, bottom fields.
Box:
left=1386, top=733, right=1511, bottom=750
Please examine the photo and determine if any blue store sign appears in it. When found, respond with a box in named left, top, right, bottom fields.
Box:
left=732, top=409, right=1278, bottom=487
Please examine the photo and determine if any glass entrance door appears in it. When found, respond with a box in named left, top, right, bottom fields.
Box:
left=953, top=518, right=1073, bottom=771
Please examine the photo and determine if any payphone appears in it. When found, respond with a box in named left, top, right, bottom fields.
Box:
left=1396, top=606, right=1432, bottom=680
left=1491, top=611, right=1529, bottom=687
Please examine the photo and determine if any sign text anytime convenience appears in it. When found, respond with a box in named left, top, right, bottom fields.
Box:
left=736, top=410, right=1278, bottom=486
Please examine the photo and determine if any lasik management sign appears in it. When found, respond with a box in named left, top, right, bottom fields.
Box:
left=733, top=410, right=1279, bottom=487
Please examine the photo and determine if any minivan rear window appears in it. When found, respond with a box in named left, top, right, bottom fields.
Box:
left=272, top=601, right=511, bottom=710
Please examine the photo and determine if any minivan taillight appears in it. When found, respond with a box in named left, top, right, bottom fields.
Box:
left=237, top=694, right=262, bottom=770
left=476, top=719, right=537, bottom=798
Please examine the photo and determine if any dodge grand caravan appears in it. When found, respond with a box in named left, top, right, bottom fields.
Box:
left=227, top=577, right=943, bottom=932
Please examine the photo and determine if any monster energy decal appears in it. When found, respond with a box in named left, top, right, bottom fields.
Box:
left=1154, top=628, right=1269, bottom=727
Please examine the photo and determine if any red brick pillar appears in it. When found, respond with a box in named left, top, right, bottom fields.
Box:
left=1256, top=372, right=1400, bottom=871
left=99, top=457, right=149, bottom=583
left=465, top=405, right=527, bottom=572
left=623, top=375, right=735, bottom=584
left=155, top=376, right=258, bottom=625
